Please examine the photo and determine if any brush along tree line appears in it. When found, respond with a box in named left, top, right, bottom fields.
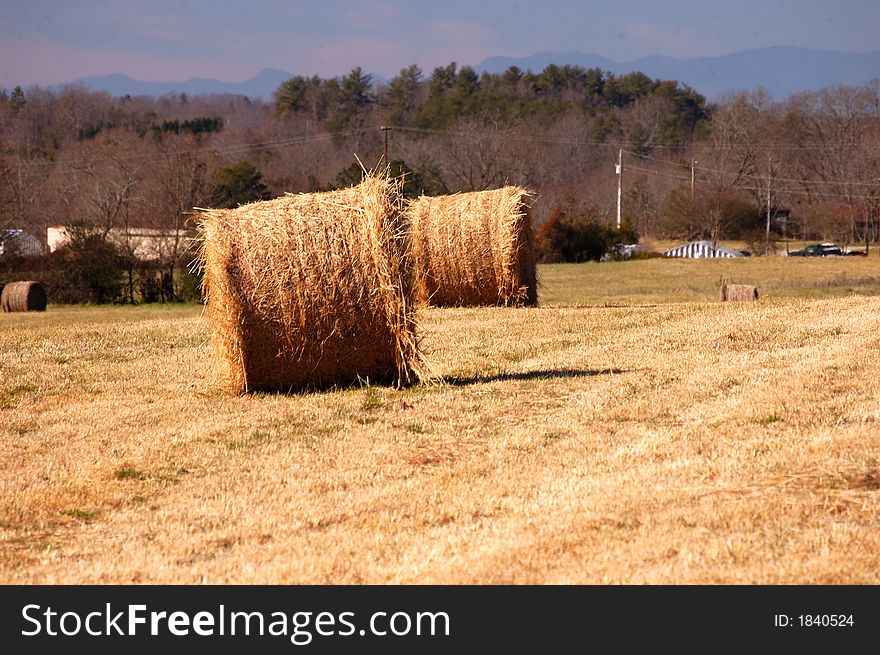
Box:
left=2, top=66, right=880, bottom=303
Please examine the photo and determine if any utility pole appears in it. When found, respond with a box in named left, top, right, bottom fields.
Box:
left=765, top=155, right=772, bottom=243
left=616, top=149, right=622, bottom=229
left=690, top=159, right=697, bottom=202
left=380, top=126, right=390, bottom=165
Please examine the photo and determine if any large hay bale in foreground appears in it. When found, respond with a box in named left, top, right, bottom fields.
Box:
left=1, top=281, right=47, bottom=312
left=720, top=283, right=759, bottom=302
left=198, top=175, right=424, bottom=393
left=406, top=187, right=537, bottom=307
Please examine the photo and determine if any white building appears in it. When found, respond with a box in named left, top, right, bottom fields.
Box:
left=47, top=226, right=192, bottom=261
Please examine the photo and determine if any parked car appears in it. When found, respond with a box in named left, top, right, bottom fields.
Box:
left=788, top=243, right=843, bottom=257
left=600, top=243, right=642, bottom=261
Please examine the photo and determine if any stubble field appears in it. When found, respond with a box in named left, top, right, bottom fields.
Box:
left=2, top=255, right=879, bottom=583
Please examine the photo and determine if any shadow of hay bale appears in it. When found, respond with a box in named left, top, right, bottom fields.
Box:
left=442, top=367, right=624, bottom=386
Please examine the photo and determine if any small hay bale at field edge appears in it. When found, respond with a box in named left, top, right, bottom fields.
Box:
left=406, top=187, right=537, bottom=307
left=720, top=283, right=759, bottom=302
left=197, top=174, right=425, bottom=393
left=1, top=280, right=48, bottom=312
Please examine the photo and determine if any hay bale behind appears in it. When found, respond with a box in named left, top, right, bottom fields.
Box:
left=406, top=187, right=537, bottom=307
left=720, top=283, right=759, bottom=302
left=198, top=174, right=424, bottom=393
left=1, top=281, right=47, bottom=312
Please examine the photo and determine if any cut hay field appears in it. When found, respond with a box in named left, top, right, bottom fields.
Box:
left=2, top=257, right=880, bottom=584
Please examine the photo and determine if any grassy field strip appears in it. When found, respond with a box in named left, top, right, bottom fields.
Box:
left=439, top=301, right=880, bottom=583
left=539, top=256, right=880, bottom=305
left=2, top=266, right=880, bottom=583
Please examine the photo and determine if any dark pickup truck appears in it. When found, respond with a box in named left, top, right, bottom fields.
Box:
left=788, top=243, right=866, bottom=257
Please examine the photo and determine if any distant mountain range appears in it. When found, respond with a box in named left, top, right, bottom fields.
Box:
left=61, top=68, right=295, bottom=100
left=39, top=46, right=880, bottom=101
left=476, top=46, right=880, bottom=100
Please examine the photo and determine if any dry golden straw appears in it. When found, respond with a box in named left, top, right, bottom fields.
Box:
left=406, top=187, right=537, bottom=307
left=197, top=174, right=424, bottom=393
left=720, top=283, right=759, bottom=302
left=1, top=281, right=47, bottom=312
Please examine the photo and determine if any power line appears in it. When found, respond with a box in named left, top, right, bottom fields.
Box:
left=390, top=125, right=880, bottom=151
left=18, top=130, right=368, bottom=171
left=623, top=149, right=880, bottom=190
left=622, top=163, right=880, bottom=200
left=734, top=183, right=880, bottom=201
left=623, top=164, right=690, bottom=182
left=7, top=123, right=880, bottom=200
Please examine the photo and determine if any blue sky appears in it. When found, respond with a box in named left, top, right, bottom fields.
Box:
left=2, top=0, right=879, bottom=86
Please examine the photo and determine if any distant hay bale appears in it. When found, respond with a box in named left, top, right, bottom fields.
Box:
left=406, top=187, right=537, bottom=307
left=720, top=283, right=759, bottom=302
left=197, top=174, right=424, bottom=393
left=1, top=281, right=47, bottom=312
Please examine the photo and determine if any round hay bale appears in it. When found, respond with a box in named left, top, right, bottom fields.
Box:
left=1, top=281, right=48, bottom=312
left=197, top=174, right=425, bottom=394
left=406, top=187, right=537, bottom=307
left=720, top=283, right=759, bottom=302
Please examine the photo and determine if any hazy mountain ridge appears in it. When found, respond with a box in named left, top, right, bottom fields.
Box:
left=476, top=46, right=880, bottom=99
left=61, top=68, right=294, bottom=99
left=30, top=47, right=880, bottom=100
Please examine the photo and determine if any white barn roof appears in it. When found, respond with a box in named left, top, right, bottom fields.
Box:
left=664, top=240, right=745, bottom=259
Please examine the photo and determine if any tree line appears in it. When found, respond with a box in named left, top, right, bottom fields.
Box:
left=1, top=64, right=879, bottom=301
